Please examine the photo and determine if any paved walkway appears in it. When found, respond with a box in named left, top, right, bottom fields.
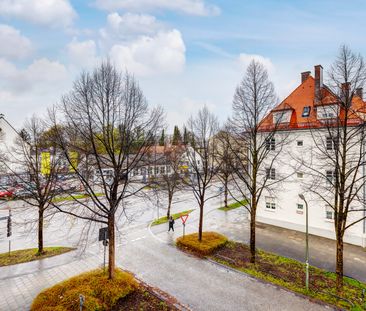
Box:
left=2, top=196, right=363, bottom=310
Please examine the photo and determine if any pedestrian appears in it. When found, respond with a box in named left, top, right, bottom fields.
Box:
left=168, top=216, right=175, bottom=232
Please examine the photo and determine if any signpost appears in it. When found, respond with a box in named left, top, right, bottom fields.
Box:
left=180, top=214, right=189, bottom=238
left=99, top=227, right=109, bottom=271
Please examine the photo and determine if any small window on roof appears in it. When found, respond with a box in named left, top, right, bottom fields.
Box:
left=302, top=106, right=311, bottom=117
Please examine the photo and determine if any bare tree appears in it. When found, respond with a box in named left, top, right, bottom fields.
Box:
left=185, top=106, right=220, bottom=241
left=160, top=145, right=185, bottom=218
left=230, top=60, right=287, bottom=263
left=214, top=127, right=237, bottom=208
left=3, top=116, right=63, bottom=254
left=50, top=62, right=163, bottom=279
left=303, top=45, right=366, bottom=291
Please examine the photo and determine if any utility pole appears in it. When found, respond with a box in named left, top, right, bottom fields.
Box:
left=299, top=193, right=309, bottom=291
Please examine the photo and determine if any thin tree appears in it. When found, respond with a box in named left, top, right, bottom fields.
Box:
left=159, top=145, right=184, bottom=218
left=214, top=128, right=237, bottom=208
left=3, top=116, right=63, bottom=254
left=303, top=45, right=366, bottom=291
left=185, top=106, right=220, bottom=241
left=50, top=62, right=163, bottom=279
left=230, top=60, right=286, bottom=263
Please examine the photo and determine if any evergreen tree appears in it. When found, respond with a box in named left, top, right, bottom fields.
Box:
left=172, top=125, right=182, bottom=145
left=159, top=129, right=165, bottom=146
left=183, top=126, right=188, bottom=145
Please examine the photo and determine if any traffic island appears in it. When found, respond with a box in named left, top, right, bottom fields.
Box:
left=218, top=199, right=248, bottom=211
left=0, top=247, right=74, bottom=267
left=31, top=269, right=184, bottom=311
left=176, top=232, right=228, bottom=257
left=210, top=241, right=366, bottom=310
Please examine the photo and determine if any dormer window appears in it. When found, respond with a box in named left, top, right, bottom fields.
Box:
left=302, top=106, right=311, bottom=117
left=317, top=105, right=338, bottom=119
left=273, top=110, right=291, bottom=124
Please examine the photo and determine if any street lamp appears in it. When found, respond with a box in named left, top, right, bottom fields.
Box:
left=298, top=193, right=309, bottom=291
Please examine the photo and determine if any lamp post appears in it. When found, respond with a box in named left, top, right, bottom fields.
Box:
left=298, top=193, right=309, bottom=291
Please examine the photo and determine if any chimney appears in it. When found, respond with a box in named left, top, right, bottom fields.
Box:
left=301, top=71, right=311, bottom=83
left=314, top=65, right=323, bottom=101
left=356, top=87, right=363, bottom=100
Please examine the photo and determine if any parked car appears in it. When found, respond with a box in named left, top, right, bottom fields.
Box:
left=0, top=189, right=13, bottom=199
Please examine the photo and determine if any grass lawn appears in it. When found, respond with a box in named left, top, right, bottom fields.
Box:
left=31, top=269, right=180, bottom=311
left=52, top=192, right=104, bottom=203
left=0, top=247, right=74, bottom=267
left=151, top=209, right=195, bottom=226
left=218, top=199, right=248, bottom=211
left=176, top=232, right=228, bottom=256
left=211, top=241, right=366, bottom=310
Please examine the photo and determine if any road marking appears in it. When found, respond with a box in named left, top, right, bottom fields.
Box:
left=130, top=236, right=146, bottom=242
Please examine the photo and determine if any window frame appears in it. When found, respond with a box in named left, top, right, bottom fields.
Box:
left=266, top=168, right=276, bottom=180
left=302, top=106, right=311, bottom=117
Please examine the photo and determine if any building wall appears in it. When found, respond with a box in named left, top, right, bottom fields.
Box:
left=257, top=128, right=366, bottom=247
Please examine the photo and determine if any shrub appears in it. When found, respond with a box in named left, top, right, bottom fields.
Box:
left=31, top=269, right=138, bottom=311
left=176, top=232, right=228, bottom=256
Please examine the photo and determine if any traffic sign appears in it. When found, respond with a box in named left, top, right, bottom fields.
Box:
left=180, top=214, right=189, bottom=224
left=98, top=227, right=108, bottom=241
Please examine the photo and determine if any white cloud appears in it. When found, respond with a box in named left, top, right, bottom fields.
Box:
left=0, top=58, right=68, bottom=93
left=0, top=0, right=77, bottom=28
left=109, top=29, right=186, bottom=76
left=67, top=38, right=99, bottom=69
left=238, top=53, right=275, bottom=74
left=94, top=0, right=220, bottom=16
left=0, top=24, right=32, bottom=60
left=105, top=12, right=163, bottom=38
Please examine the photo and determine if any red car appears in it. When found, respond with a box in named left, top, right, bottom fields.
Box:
left=0, top=189, right=14, bottom=199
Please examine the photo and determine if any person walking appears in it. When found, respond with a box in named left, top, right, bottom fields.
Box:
left=168, top=216, right=175, bottom=232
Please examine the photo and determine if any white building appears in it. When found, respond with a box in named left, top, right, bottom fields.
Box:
left=257, top=65, right=366, bottom=247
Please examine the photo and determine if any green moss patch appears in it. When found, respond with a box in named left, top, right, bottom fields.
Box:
left=152, top=209, right=194, bottom=226
left=0, top=247, right=74, bottom=267
left=218, top=199, right=248, bottom=211
left=176, top=232, right=228, bottom=256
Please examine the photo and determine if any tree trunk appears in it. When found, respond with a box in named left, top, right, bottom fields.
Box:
left=336, top=236, right=344, bottom=292
left=167, top=193, right=172, bottom=218
left=108, top=214, right=115, bottom=280
left=198, top=201, right=204, bottom=241
left=250, top=209, right=256, bottom=264
left=224, top=179, right=228, bottom=208
left=37, top=207, right=44, bottom=255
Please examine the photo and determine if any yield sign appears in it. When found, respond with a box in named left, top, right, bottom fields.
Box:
left=180, top=214, right=189, bottom=224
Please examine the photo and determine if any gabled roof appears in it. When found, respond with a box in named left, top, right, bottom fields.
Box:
left=259, top=75, right=366, bottom=131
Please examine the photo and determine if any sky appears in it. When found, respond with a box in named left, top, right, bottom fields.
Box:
left=0, top=0, right=366, bottom=131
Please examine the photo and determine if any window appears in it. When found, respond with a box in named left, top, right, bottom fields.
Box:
left=273, top=110, right=291, bottom=124
left=265, top=197, right=276, bottom=210
left=266, top=168, right=276, bottom=180
left=297, top=172, right=304, bottom=179
left=326, top=136, right=338, bottom=151
left=167, top=166, right=171, bottom=173
left=326, top=170, right=337, bottom=184
left=266, top=137, right=276, bottom=150
left=325, top=206, right=334, bottom=220
left=148, top=167, right=153, bottom=176
left=302, top=106, right=311, bottom=117
left=154, top=167, right=159, bottom=175
left=317, top=105, right=338, bottom=119
left=160, top=166, right=165, bottom=174
left=297, top=204, right=304, bottom=210
left=297, top=140, right=303, bottom=146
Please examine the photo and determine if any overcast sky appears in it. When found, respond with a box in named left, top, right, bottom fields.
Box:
left=0, top=0, right=365, bottom=130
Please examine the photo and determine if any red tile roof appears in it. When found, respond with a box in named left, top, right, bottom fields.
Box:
left=259, top=75, right=366, bottom=131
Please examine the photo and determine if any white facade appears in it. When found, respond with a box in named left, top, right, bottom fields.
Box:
left=257, top=128, right=366, bottom=247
